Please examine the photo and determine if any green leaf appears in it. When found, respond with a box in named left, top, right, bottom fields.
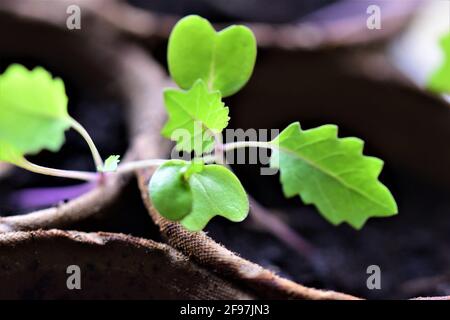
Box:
left=149, top=160, right=193, bottom=221
left=0, top=140, right=26, bottom=166
left=149, top=160, right=249, bottom=231
left=99, top=155, right=120, bottom=172
left=0, top=64, right=71, bottom=156
left=271, top=122, right=397, bottom=229
left=161, top=79, right=229, bottom=155
left=168, top=15, right=257, bottom=97
left=180, top=164, right=249, bottom=231
left=429, top=32, right=450, bottom=93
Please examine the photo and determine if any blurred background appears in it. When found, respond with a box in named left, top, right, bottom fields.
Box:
left=0, top=0, right=449, bottom=299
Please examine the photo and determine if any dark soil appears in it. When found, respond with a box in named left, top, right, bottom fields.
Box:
left=207, top=164, right=450, bottom=299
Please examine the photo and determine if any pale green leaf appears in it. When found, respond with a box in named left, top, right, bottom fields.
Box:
left=99, top=155, right=120, bottom=172
left=180, top=164, right=249, bottom=231
left=149, top=160, right=193, bottom=221
left=0, top=139, right=26, bottom=166
left=161, top=79, right=229, bottom=155
left=149, top=160, right=249, bottom=231
left=429, top=32, right=450, bottom=93
left=0, top=64, right=71, bottom=156
left=271, top=122, right=398, bottom=229
left=168, top=15, right=257, bottom=97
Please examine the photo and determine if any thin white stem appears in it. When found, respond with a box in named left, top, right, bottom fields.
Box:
left=115, top=159, right=168, bottom=174
left=11, top=139, right=273, bottom=181
left=115, top=153, right=221, bottom=173
left=223, top=140, right=273, bottom=152
left=115, top=140, right=274, bottom=173
left=69, top=117, right=104, bottom=170
left=213, top=132, right=224, bottom=164
left=18, top=158, right=98, bottom=181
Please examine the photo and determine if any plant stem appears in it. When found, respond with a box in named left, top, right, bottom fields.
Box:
left=69, top=117, right=104, bottom=170
left=18, top=158, right=98, bottom=181
left=115, top=154, right=223, bottom=174
left=115, top=159, right=168, bottom=174
left=223, top=140, right=273, bottom=152
left=11, top=140, right=273, bottom=182
left=213, top=133, right=225, bottom=164
left=248, top=197, right=315, bottom=256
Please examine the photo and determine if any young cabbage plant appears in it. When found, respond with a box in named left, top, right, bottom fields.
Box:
left=0, top=15, right=398, bottom=232
left=150, top=15, right=397, bottom=230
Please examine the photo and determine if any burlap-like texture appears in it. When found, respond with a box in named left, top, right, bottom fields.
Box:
left=136, top=169, right=359, bottom=300
left=0, top=229, right=255, bottom=299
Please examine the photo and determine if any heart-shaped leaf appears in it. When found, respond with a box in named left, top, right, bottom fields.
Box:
left=149, top=160, right=249, bottom=231
left=0, top=64, right=71, bottom=157
left=149, top=160, right=193, bottom=221
left=180, top=163, right=249, bottom=231
left=168, top=15, right=257, bottom=97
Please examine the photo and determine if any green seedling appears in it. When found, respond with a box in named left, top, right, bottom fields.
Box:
left=0, top=15, right=397, bottom=232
